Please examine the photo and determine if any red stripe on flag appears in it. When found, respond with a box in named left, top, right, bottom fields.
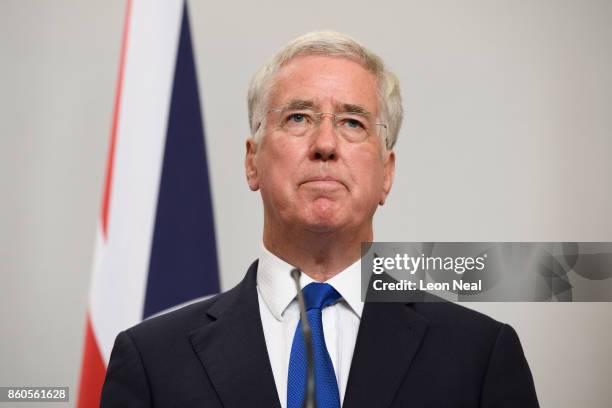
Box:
left=101, top=0, right=132, bottom=238
left=78, top=2, right=134, bottom=406
left=77, top=314, right=106, bottom=408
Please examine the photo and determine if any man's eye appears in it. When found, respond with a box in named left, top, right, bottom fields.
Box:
left=342, top=118, right=365, bottom=129
left=286, top=113, right=308, bottom=124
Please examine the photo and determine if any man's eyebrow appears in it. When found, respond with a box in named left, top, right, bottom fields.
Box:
left=285, top=99, right=316, bottom=110
left=340, top=103, right=371, bottom=116
left=283, top=100, right=372, bottom=116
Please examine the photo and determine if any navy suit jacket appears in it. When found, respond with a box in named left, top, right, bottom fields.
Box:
left=101, top=260, right=539, bottom=407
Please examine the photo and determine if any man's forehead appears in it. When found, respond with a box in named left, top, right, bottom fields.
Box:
left=268, top=55, right=379, bottom=112
left=283, top=99, right=372, bottom=115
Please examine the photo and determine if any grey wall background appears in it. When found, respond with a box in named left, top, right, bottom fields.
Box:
left=2, top=0, right=611, bottom=407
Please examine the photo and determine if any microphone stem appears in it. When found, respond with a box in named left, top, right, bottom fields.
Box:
left=291, top=268, right=316, bottom=408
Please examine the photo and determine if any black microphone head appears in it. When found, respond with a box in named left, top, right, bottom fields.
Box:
left=290, top=268, right=302, bottom=281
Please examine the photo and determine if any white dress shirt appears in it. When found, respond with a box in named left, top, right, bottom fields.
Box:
left=256, top=245, right=364, bottom=408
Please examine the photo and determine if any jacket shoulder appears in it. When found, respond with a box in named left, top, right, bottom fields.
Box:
left=124, top=282, right=240, bottom=345
left=413, top=299, right=502, bottom=331
left=125, top=261, right=258, bottom=341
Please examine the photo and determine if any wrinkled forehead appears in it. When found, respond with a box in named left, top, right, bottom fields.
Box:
left=280, top=98, right=373, bottom=116
left=267, top=55, right=380, bottom=116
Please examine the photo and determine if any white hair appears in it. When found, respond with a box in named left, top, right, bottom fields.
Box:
left=247, top=30, right=403, bottom=149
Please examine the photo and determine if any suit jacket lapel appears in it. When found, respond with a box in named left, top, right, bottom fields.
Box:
left=343, top=301, right=429, bottom=408
left=189, top=261, right=281, bottom=408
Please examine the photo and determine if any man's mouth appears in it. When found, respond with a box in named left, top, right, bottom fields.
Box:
left=300, top=176, right=347, bottom=189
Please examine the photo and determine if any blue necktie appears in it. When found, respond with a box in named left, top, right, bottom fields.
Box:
left=287, top=282, right=341, bottom=408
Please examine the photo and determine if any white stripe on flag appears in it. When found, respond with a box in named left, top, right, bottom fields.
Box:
left=89, top=0, right=185, bottom=364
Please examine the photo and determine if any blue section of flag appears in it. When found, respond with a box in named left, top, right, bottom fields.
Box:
left=143, top=3, right=220, bottom=319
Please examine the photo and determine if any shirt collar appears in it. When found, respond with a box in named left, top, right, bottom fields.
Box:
left=257, top=243, right=364, bottom=321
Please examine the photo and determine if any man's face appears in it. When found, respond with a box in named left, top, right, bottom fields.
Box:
left=245, top=55, right=395, bottom=235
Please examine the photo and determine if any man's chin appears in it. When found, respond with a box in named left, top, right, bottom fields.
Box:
left=298, top=215, right=347, bottom=234
left=288, top=201, right=351, bottom=233
left=303, top=223, right=341, bottom=234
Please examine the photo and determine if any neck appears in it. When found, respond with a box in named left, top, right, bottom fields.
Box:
left=263, top=220, right=372, bottom=282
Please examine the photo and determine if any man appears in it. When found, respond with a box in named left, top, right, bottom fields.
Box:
left=101, top=31, right=539, bottom=407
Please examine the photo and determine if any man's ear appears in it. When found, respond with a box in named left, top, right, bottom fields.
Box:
left=245, top=138, right=260, bottom=191
left=379, top=150, right=395, bottom=205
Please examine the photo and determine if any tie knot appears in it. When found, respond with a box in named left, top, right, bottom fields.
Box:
left=302, top=282, right=341, bottom=310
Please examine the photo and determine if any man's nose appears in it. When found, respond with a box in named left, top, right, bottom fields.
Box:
left=309, top=114, right=337, bottom=161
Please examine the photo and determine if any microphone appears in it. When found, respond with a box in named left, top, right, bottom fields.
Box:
left=290, top=268, right=316, bottom=408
